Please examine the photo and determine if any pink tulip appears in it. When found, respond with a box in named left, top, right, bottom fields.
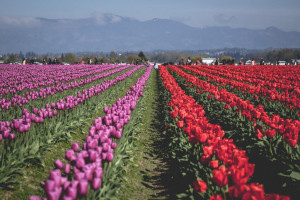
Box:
left=111, top=142, right=117, bottom=149
left=64, top=163, right=71, bottom=174
left=62, top=195, right=73, bottom=200
left=76, top=158, right=85, bottom=169
left=75, top=172, right=85, bottom=180
left=92, top=178, right=101, bottom=190
left=45, top=180, right=56, bottom=192
left=63, top=181, right=71, bottom=190
left=65, top=149, right=75, bottom=161
left=67, top=186, right=77, bottom=199
left=9, top=133, right=15, bottom=140
left=3, top=130, right=10, bottom=138
left=54, top=159, right=64, bottom=169
left=79, top=179, right=88, bottom=195
left=106, top=153, right=114, bottom=162
left=71, top=143, right=80, bottom=152
left=29, top=196, right=41, bottom=200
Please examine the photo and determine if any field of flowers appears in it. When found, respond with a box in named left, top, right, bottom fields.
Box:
left=0, top=63, right=299, bottom=200
left=158, top=64, right=299, bottom=200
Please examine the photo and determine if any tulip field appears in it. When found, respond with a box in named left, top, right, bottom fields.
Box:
left=0, top=63, right=299, bottom=199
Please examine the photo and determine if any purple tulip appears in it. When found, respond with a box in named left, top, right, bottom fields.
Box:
left=92, top=178, right=101, bottom=190
left=45, top=180, right=56, bottom=192
left=106, top=153, right=114, bottom=162
left=103, top=107, right=108, bottom=113
left=71, top=143, right=79, bottom=152
left=33, top=108, right=38, bottom=113
left=85, top=169, right=93, bottom=181
left=111, top=142, right=117, bottom=149
left=89, top=150, right=98, bottom=162
left=115, top=130, right=122, bottom=139
left=64, top=163, right=71, bottom=174
left=49, top=169, right=61, bottom=180
left=101, top=152, right=107, bottom=160
left=79, top=179, right=88, bottom=195
left=29, top=196, right=41, bottom=200
left=54, top=159, right=64, bottom=169
left=65, top=149, right=75, bottom=161
left=75, top=172, right=85, bottom=180
left=62, top=195, right=73, bottom=200
left=53, top=175, right=62, bottom=188
left=96, top=146, right=102, bottom=154
left=3, top=130, right=10, bottom=138
left=9, top=133, right=15, bottom=140
left=63, top=181, right=71, bottom=190
left=67, top=186, right=77, bottom=199
left=76, top=158, right=85, bottom=169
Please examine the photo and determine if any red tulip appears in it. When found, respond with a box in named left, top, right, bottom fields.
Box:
left=193, top=180, right=207, bottom=193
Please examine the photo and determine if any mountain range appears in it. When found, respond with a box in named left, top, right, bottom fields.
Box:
left=0, top=14, right=299, bottom=53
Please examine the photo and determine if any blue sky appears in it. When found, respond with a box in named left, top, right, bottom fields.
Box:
left=1, top=0, right=300, bottom=31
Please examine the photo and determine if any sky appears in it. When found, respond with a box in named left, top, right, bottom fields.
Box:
left=0, top=0, right=300, bottom=31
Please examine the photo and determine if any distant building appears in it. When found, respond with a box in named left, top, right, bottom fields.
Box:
left=202, top=58, right=216, bottom=65
left=0, top=58, right=4, bottom=64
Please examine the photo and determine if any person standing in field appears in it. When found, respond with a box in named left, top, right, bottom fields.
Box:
left=187, top=57, right=192, bottom=65
left=260, top=58, right=264, bottom=65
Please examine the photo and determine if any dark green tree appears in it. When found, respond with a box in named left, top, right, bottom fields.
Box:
left=117, top=54, right=127, bottom=63
left=6, top=54, right=19, bottom=64
left=127, top=54, right=139, bottom=64
left=62, top=53, right=78, bottom=64
left=138, top=51, right=147, bottom=61
left=110, top=51, right=116, bottom=63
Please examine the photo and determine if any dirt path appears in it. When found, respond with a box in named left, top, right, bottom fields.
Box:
left=117, top=69, right=174, bottom=200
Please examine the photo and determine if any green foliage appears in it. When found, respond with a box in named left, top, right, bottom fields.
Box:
left=110, top=51, right=117, bottom=64
left=126, top=54, right=139, bottom=64
left=191, top=55, right=205, bottom=64
left=5, top=54, right=19, bottom=64
left=254, top=48, right=300, bottom=63
left=61, top=53, right=78, bottom=64
left=138, top=51, right=147, bottom=61
left=149, top=52, right=189, bottom=63
left=117, top=54, right=127, bottom=63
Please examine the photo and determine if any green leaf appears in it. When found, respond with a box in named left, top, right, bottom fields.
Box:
left=290, top=171, right=300, bottom=181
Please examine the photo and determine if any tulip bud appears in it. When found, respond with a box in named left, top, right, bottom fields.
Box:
left=71, top=143, right=80, bottom=152
left=64, top=163, right=71, bottom=174
left=79, top=179, right=88, bottom=195
left=92, top=178, right=101, bottom=190
left=54, top=159, right=64, bottom=169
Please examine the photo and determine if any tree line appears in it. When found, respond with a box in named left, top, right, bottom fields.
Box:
left=2, top=48, right=300, bottom=65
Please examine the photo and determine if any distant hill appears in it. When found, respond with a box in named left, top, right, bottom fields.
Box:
left=0, top=14, right=300, bottom=53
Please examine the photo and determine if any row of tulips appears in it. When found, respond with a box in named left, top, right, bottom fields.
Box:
left=181, top=65, right=300, bottom=110
left=173, top=65, right=299, bottom=147
left=0, top=64, right=105, bottom=96
left=197, top=65, right=300, bottom=90
left=29, top=66, right=152, bottom=200
left=0, top=65, right=129, bottom=110
left=159, top=65, right=290, bottom=199
left=0, top=65, right=141, bottom=143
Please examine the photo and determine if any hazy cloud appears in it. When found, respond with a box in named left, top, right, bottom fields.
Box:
left=0, top=16, right=40, bottom=25
left=91, top=12, right=122, bottom=25
left=214, top=14, right=236, bottom=24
